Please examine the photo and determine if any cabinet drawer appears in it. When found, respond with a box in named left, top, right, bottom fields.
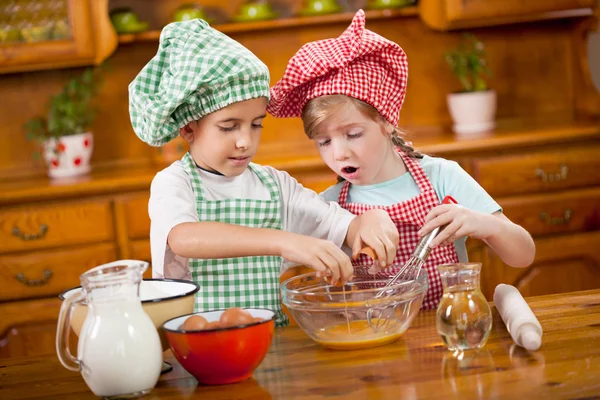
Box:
left=472, top=145, right=600, bottom=197
left=0, top=200, right=114, bottom=253
left=122, top=194, right=150, bottom=239
left=0, top=243, right=118, bottom=302
left=500, top=188, right=600, bottom=237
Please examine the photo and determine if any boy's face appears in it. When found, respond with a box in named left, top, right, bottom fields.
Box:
left=180, top=98, right=267, bottom=177
left=311, top=103, right=402, bottom=186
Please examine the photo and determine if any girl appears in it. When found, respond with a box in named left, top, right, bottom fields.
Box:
left=128, top=19, right=399, bottom=326
left=268, top=10, right=535, bottom=309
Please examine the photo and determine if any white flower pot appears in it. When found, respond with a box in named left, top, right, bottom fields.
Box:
left=447, top=90, right=497, bottom=135
left=43, top=132, right=94, bottom=179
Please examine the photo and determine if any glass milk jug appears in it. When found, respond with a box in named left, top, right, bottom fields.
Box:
left=436, top=262, right=492, bottom=351
left=56, top=260, right=162, bottom=399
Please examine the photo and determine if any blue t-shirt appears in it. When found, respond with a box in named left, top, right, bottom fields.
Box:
left=319, top=155, right=502, bottom=262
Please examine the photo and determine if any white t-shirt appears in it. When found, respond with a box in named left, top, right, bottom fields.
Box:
left=148, top=161, right=355, bottom=278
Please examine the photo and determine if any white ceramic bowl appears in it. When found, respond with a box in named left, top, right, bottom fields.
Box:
left=59, top=279, right=199, bottom=353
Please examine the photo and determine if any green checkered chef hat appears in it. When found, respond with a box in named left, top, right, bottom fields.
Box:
left=129, top=19, right=270, bottom=146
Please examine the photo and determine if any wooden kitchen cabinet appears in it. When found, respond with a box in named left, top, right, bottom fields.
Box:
left=468, top=141, right=600, bottom=300
left=1, top=124, right=600, bottom=359
left=0, top=0, right=599, bottom=360
left=0, top=297, right=62, bottom=359
left=419, top=0, right=597, bottom=30
left=479, top=231, right=600, bottom=299
left=0, top=0, right=117, bottom=74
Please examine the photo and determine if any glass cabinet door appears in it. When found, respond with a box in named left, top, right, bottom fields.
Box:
left=0, top=0, right=116, bottom=74
left=0, top=0, right=72, bottom=45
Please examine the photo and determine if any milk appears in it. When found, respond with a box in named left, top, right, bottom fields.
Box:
left=57, top=260, right=163, bottom=399
left=78, top=297, right=162, bottom=397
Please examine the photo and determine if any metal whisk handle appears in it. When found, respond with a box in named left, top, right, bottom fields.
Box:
left=411, top=226, right=442, bottom=261
left=412, top=195, right=458, bottom=261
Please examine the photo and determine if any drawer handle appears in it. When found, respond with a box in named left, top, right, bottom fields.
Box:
left=12, top=224, right=48, bottom=241
left=539, top=209, right=572, bottom=226
left=535, top=165, right=568, bottom=183
left=15, top=269, right=53, bottom=286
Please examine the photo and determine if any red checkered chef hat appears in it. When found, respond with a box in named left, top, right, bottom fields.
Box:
left=268, top=9, right=408, bottom=126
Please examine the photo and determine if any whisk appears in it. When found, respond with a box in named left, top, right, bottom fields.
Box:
left=367, top=195, right=458, bottom=332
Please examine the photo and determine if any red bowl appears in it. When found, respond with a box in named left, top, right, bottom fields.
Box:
left=162, top=309, right=275, bottom=385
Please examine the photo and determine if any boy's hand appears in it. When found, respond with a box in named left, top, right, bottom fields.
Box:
left=279, top=234, right=353, bottom=286
left=348, top=209, right=398, bottom=268
left=418, top=204, right=496, bottom=248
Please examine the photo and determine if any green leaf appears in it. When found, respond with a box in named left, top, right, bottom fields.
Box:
left=24, top=67, right=103, bottom=139
left=444, top=33, right=491, bottom=92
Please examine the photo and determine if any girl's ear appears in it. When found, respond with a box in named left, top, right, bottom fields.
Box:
left=179, top=123, right=195, bottom=143
left=380, top=120, right=395, bottom=136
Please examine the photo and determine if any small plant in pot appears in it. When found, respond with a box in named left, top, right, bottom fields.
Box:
left=445, top=33, right=495, bottom=135
left=24, top=68, right=102, bottom=179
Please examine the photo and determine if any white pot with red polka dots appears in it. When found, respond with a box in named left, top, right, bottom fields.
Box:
left=43, top=132, right=93, bottom=179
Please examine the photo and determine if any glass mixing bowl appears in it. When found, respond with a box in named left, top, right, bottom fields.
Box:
left=281, top=270, right=429, bottom=350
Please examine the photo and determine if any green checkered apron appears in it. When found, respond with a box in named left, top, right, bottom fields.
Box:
left=182, top=152, right=288, bottom=327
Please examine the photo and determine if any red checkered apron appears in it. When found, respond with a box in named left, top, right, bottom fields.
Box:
left=338, top=151, right=460, bottom=309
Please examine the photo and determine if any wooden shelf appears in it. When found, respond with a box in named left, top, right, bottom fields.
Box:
left=2, top=116, right=599, bottom=206
left=118, top=6, right=419, bottom=44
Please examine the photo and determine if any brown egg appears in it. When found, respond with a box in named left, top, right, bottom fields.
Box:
left=204, top=321, right=221, bottom=330
left=219, top=307, right=255, bottom=328
left=181, top=315, right=208, bottom=331
left=252, top=317, right=264, bottom=323
left=353, top=246, right=378, bottom=261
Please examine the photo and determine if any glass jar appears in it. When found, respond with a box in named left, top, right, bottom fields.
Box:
left=56, top=260, right=162, bottom=399
left=436, top=262, right=492, bottom=351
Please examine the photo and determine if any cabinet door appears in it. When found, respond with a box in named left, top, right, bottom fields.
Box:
left=0, top=0, right=117, bottom=74
left=420, top=0, right=596, bottom=30
left=446, top=0, right=595, bottom=21
left=120, top=193, right=150, bottom=240
left=480, top=231, right=600, bottom=298
left=0, top=298, right=64, bottom=359
left=129, top=239, right=153, bottom=278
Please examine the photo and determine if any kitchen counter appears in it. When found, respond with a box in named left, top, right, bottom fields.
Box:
left=2, top=289, right=599, bottom=399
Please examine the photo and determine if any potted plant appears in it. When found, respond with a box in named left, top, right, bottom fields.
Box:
left=445, top=33, right=496, bottom=135
left=24, top=68, right=102, bottom=179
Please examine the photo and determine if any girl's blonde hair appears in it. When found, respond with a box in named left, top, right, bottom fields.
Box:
left=301, top=95, right=422, bottom=160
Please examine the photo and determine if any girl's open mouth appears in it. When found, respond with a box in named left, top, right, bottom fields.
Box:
left=341, top=166, right=359, bottom=178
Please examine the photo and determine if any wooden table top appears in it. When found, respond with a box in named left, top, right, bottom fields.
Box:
left=2, top=289, right=599, bottom=399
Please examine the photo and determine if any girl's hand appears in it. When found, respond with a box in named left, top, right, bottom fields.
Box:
left=348, top=209, right=399, bottom=268
left=279, top=234, right=353, bottom=286
left=418, top=204, right=497, bottom=248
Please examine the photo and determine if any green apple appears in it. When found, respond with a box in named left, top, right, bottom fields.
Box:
left=173, top=5, right=207, bottom=22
